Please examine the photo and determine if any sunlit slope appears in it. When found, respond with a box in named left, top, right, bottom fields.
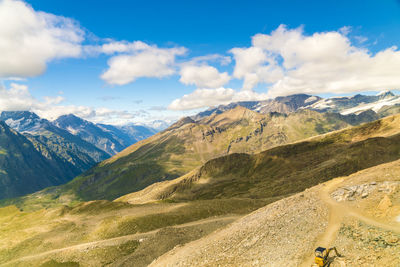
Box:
left=150, top=159, right=400, bottom=267
left=119, top=113, right=400, bottom=203
left=65, top=107, right=365, bottom=201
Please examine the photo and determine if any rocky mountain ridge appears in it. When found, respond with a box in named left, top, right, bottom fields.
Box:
left=17, top=105, right=394, bottom=203
left=54, top=114, right=156, bottom=155
left=193, top=91, right=400, bottom=119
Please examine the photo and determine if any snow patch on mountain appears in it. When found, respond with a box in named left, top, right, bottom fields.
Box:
left=66, top=126, right=79, bottom=135
left=309, top=99, right=336, bottom=110
left=305, top=96, right=318, bottom=103
left=341, top=95, right=400, bottom=115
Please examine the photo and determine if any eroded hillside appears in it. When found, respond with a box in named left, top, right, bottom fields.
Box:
left=119, top=113, right=400, bottom=203
left=150, top=160, right=400, bottom=267
left=48, top=107, right=376, bottom=202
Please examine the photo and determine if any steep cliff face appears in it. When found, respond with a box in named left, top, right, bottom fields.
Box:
left=0, top=121, right=75, bottom=199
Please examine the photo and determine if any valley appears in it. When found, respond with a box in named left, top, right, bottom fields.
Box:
left=23, top=104, right=391, bottom=204
left=0, top=111, right=157, bottom=200
left=0, top=105, right=399, bottom=266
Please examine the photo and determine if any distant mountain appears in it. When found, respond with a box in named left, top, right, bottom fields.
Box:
left=0, top=111, right=157, bottom=199
left=54, top=114, right=157, bottom=155
left=97, top=123, right=157, bottom=147
left=0, top=121, right=77, bottom=199
left=142, top=120, right=171, bottom=131
left=193, top=94, right=322, bottom=120
left=48, top=106, right=381, bottom=201
left=309, top=91, right=400, bottom=115
left=193, top=91, right=400, bottom=119
left=0, top=111, right=109, bottom=174
left=54, top=114, right=126, bottom=155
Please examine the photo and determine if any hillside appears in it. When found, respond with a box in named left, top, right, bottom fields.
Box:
left=55, top=107, right=374, bottom=201
left=119, top=113, right=400, bottom=203
left=0, top=111, right=109, bottom=173
left=0, top=121, right=76, bottom=199
left=150, top=160, right=400, bottom=267
left=0, top=114, right=400, bottom=266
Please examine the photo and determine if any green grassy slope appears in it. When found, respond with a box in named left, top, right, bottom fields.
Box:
left=120, top=113, right=400, bottom=202
left=3, top=107, right=387, bottom=206
left=56, top=107, right=369, bottom=201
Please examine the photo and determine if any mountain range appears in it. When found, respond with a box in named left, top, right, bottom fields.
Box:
left=45, top=91, right=396, bottom=202
left=0, top=91, right=399, bottom=202
left=1, top=102, right=400, bottom=266
left=54, top=114, right=156, bottom=156
left=0, top=111, right=157, bottom=200
left=194, top=91, right=400, bottom=119
left=12, top=92, right=398, bottom=203
left=0, top=121, right=75, bottom=199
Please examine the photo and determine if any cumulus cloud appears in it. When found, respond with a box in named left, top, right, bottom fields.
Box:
left=0, top=83, right=141, bottom=125
left=100, top=41, right=187, bottom=85
left=0, top=0, right=84, bottom=78
left=168, top=87, right=267, bottom=110
left=179, top=64, right=230, bottom=88
left=230, top=46, right=283, bottom=90
left=246, top=24, right=400, bottom=97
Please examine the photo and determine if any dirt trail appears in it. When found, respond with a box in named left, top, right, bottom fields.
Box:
left=301, top=178, right=400, bottom=267
left=299, top=178, right=345, bottom=267
left=0, top=215, right=240, bottom=266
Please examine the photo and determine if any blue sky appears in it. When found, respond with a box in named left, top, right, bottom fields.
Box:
left=1, top=0, right=400, bottom=125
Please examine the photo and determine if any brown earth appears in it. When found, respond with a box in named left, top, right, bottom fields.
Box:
left=150, top=160, right=400, bottom=267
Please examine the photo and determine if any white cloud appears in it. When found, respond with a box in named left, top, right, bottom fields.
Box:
left=0, top=83, right=142, bottom=125
left=230, top=46, right=283, bottom=90
left=85, top=40, right=151, bottom=55
left=179, top=64, right=230, bottom=88
left=170, top=24, right=400, bottom=110
left=168, top=87, right=267, bottom=110
left=0, top=0, right=84, bottom=78
left=100, top=42, right=187, bottom=85
left=247, top=24, right=400, bottom=97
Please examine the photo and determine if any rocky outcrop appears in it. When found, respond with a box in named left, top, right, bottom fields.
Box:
left=331, top=181, right=400, bottom=202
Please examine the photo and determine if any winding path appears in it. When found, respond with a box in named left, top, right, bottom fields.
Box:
left=0, top=215, right=240, bottom=266
left=300, top=178, right=400, bottom=267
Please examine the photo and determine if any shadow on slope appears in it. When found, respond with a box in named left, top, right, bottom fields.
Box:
left=122, top=114, right=400, bottom=202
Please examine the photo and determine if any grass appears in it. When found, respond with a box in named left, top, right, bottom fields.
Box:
left=40, top=260, right=80, bottom=267
left=89, top=198, right=268, bottom=239
left=0, top=198, right=266, bottom=265
left=148, top=116, right=400, bottom=202
left=1, top=108, right=383, bottom=208
left=25, top=108, right=372, bottom=204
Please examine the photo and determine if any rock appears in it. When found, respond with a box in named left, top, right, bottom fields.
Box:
left=377, top=195, right=392, bottom=211
left=361, top=192, right=369, bottom=198
left=356, top=185, right=364, bottom=195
